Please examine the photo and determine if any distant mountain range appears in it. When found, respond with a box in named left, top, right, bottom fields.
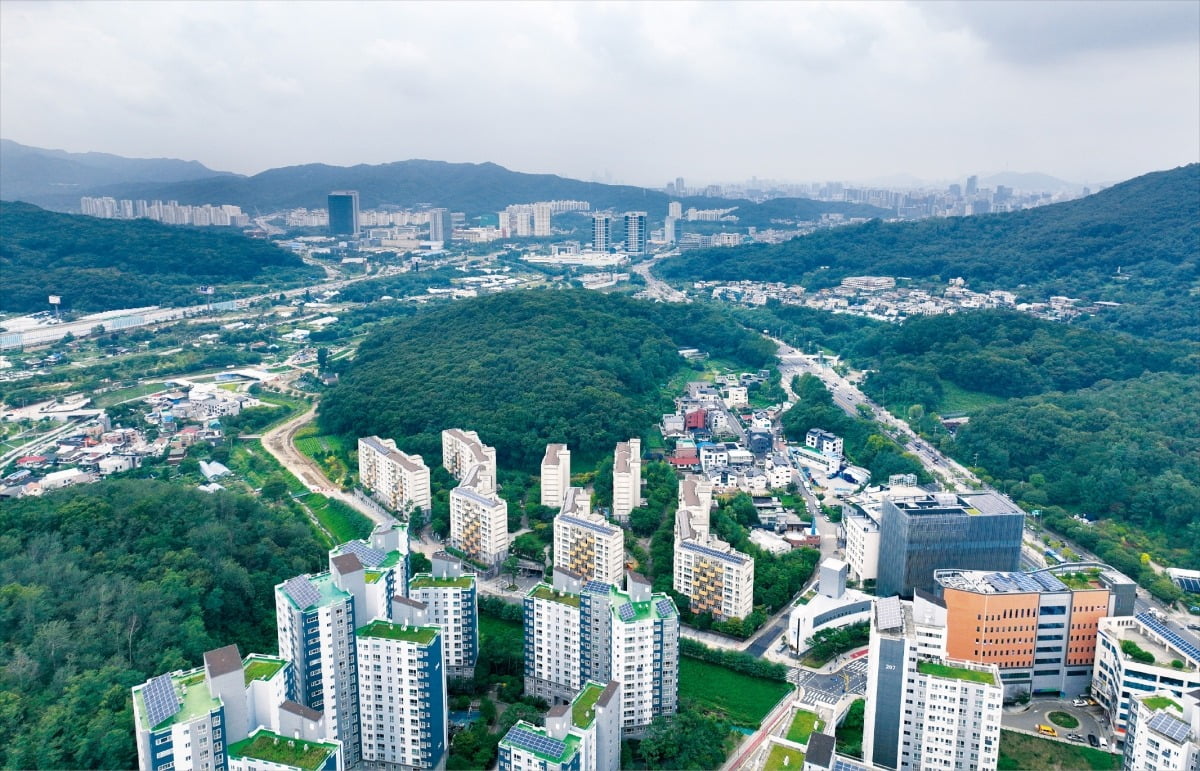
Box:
left=656, top=164, right=1200, bottom=341
left=0, top=139, right=234, bottom=202
left=0, top=141, right=883, bottom=222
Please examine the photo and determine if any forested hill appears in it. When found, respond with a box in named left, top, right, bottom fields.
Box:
left=13, top=155, right=884, bottom=223
left=0, top=202, right=321, bottom=313
left=319, top=289, right=776, bottom=470
left=656, top=164, right=1200, bottom=341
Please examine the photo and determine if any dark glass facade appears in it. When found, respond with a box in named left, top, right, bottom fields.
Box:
left=877, top=495, right=1023, bottom=598
left=328, top=191, right=359, bottom=236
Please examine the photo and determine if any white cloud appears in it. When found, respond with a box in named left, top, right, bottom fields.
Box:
left=1, top=0, right=1195, bottom=186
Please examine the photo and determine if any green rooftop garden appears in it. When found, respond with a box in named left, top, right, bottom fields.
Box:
left=410, top=575, right=474, bottom=589
left=357, top=620, right=438, bottom=645
left=243, top=657, right=286, bottom=685
left=364, top=570, right=384, bottom=584
left=379, top=550, right=403, bottom=569
left=228, top=731, right=338, bottom=771
left=573, top=683, right=604, bottom=728
left=765, top=744, right=805, bottom=771
left=786, top=709, right=825, bottom=744
left=1143, top=696, right=1181, bottom=712
left=530, top=584, right=581, bottom=607
left=917, top=660, right=996, bottom=686
left=1057, top=570, right=1102, bottom=590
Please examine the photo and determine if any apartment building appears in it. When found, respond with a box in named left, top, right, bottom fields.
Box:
left=358, top=436, right=431, bottom=513
left=805, top=429, right=843, bottom=458
left=498, top=680, right=621, bottom=771
left=541, top=443, right=571, bottom=509
left=934, top=563, right=1135, bottom=699
left=1093, top=613, right=1200, bottom=735
left=408, top=572, right=479, bottom=679
left=355, top=621, right=448, bottom=770
left=611, top=438, right=641, bottom=523
left=1122, top=690, right=1200, bottom=771
left=442, top=428, right=497, bottom=494
left=449, top=468, right=509, bottom=565
left=876, top=491, right=1024, bottom=599
left=554, top=487, right=625, bottom=584
left=133, top=646, right=340, bottom=771
left=863, top=595, right=1003, bottom=771
left=673, top=474, right=753, bottom=621
left=525, top=571, right=678, bottom=736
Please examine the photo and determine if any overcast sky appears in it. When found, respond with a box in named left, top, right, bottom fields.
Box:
left=2, top=1, right=1197, bottom=187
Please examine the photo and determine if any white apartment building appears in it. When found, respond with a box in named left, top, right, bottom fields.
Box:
left=358, top=436, right=431, bottom=513
left=554, top=487, right=625, bottom=584
left=611, top=438, right=641, bottom=523
left=806, top=429, right=844, bottom=458
left=524, top=571, right=679, bottom=736
left=442, top=428, right=497, bottom=494
left=534, top=203, right=552, bottom=237
left=525, top=570, right=584, bottom=704
left=355, top=621, right=448, bottom=770
left=1123, top=690, right=1200, bottom=771
left=133, top=646, right=340, bottom=771
left=449, top=473, right=509, bottom=566
left=498, top=680, right=621, bottom=771
left=864, top=596, right=1003, bottom=771
left=843, top=507, right=881, bottom=583
left=722, top=385, right=748, bottom=409
left=541, top=443, right=571, bottom=509
left=408, top=573, right=479, bottom=679
left=673, top=539, right=754, bottom=621
left=673, top=475, right=753, bottom=621
left=1093, top=613, right=1200, bottom=735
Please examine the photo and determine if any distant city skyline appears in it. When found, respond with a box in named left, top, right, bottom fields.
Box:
left=1, top=2, right=1196, bottom=187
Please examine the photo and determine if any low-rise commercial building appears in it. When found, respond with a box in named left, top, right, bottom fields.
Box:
left=1094, top=613, right=1200, bottom=736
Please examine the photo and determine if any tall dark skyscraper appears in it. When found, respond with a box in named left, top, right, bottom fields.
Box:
left=876, top=491, right=1023, bottom=598
left=624, top=211, right=647, bottom=254
left=328, top=190, right=360, bottom=236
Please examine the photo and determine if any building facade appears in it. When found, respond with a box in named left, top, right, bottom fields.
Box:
left=554, top=487, right=625, bottom=584
left=1122, top=690, right=1200, bottom=771
left=611, top=438, right=641, bottom=523
left=449, top=479, right=509, bottom=566
left=935, top=563, right=1135, bottom=699
left=1093, top=613, right=1200, bottom=735
left=355, top=621, right=448, bottom=770
left=408, top=573, right=479, bottom=679
left=441, top=428, right=497, bottom=494
left=592, top=214, right=611, bottom=253
left=358, top=436, right=431, bottom=514
left=623, top=212, right=647, bottom=254
left=876, top=491, right=1024, bottom=599
left=541, top=443, right=571, bottom=509
left=863, top=596, right=1003, bottom=771
left=498, top=680, right=621, bottom=771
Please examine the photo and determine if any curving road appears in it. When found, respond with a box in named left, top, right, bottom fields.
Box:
left=259, top=401, right=392, bottom=527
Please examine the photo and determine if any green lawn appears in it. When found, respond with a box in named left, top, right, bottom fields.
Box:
left=764, top=744, right=805, bottom=771
left=786, top=709, right=825, bottom=744
left=93, top=381, right=165, bottom=407
left=679, top=657, right=793, bottom=728
left=936, top=381, right=1006, bottom=414
left=1047, top=710, right=1080, bottom=729
left=998, top=730, right=1121, bottom=771
left=835, top=699, right=865, bottom=759
left=300, top=493, right=372, bottom=543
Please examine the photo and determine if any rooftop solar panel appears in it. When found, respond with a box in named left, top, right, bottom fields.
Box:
left=618, top=603, right=636, bottom=621
left=655, top=599, right=675, bottom=618
left=1147, top=711, right=1191, bottom=743
left=876, top=596, right=904, bottom=632
left=1137, top=613, right=1200, bottom=663
left=680, top=540, right=748, bottom=565
left=340, top=540, right=388, bottom=568
left=560, top=514, right=619, bottom=536
left=143, top=674, right=181, bottom=727
left=284, top=576, right=321, bottom=609
left=582, top=580, right=612, bottom=595
left=1176, top=576, right=1200, bottom=594
left=507, top=727, right=568, bottom=758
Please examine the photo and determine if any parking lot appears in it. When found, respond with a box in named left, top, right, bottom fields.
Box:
left=1002, top=697, right=1111, bottom=749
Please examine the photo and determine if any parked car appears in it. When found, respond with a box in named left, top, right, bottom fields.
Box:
left=1037, top=725, right=1057, bottom=737
left=1087, top=734, right=1100, bottom=747
left=1072, top=698, right=1088, bottom=707
left=1099, top=737, right=1109, bottom=749
left=1067, top=733, right=1084, bottom=743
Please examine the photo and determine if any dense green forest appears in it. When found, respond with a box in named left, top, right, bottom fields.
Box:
left=319, top=290, right=776, bottom=471
left=657, top=164, right=1200, bottom=340
left=0, top=202, right=320, bottom=313
left=953, top=373, right=1200, bottom=574
left=0, top=480, right=325, bottom=769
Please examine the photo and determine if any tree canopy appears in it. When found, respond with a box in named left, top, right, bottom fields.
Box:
left=0, top=479, right=325, bottom=769
left=0, top=201, right=320, bottom=313
left=319, top=290, right=776, bottom=471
